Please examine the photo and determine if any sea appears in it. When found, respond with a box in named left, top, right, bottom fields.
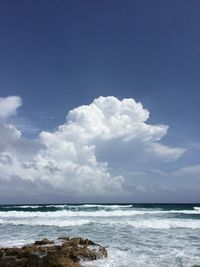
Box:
left=0, top=203, right=200, bottom=267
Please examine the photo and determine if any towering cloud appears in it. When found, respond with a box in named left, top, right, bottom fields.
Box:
left=0, top=96, right=186, bottom=201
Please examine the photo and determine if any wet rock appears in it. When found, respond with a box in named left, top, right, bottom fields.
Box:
left=0, top=237, right=107, bottom=267
left=34, top=238, right=54, bottom=245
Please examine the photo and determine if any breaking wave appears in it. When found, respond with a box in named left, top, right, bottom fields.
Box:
left=0, top=208, right=200, bottom=219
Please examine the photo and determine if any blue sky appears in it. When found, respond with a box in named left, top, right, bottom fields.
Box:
left=0, top=0, right=200, bottom=203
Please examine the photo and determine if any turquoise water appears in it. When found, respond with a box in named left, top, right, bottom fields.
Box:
left=0, top=204, right=200, bottom=266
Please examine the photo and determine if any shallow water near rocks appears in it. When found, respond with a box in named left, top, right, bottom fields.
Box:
left=0, top=203, right=200, bottom=267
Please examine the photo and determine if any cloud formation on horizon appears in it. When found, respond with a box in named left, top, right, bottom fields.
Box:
left=0, top=95, right=187, bottom=202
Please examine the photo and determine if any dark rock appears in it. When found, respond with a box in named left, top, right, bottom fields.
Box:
left=42, top=252, right=80, bottom=267
left=4, top=248, right=19, bottom=256
left=0, top=237, right=107, bottom=267
left=0, top=249, right=5, bottom=258
left=0, top=256, right=27, bottom=267
left=34, top=238, right=54, bottom=245
left=26, top=253, right=43, bottom=267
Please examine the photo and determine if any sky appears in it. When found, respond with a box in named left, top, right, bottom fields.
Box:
left=0, top=0, right=200, bottom=203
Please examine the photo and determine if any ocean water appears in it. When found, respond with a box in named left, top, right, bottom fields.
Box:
left=0, top=204, right=200, bottom=267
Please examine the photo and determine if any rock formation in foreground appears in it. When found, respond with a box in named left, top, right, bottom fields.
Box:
left=0, top=237, right=107, bottom=267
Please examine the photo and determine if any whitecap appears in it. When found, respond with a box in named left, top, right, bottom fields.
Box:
left=0, top=208, right=200, bottom=219
left=0, top=218, right=93, bottom=227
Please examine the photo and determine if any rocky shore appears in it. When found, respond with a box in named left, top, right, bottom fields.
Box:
left=0, top=237, right=107, bottom=267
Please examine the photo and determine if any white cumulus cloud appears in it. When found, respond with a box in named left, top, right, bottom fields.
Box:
left=0, top=95, right=186, bottom=201
left=0, top=96, right=22, bottom=119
